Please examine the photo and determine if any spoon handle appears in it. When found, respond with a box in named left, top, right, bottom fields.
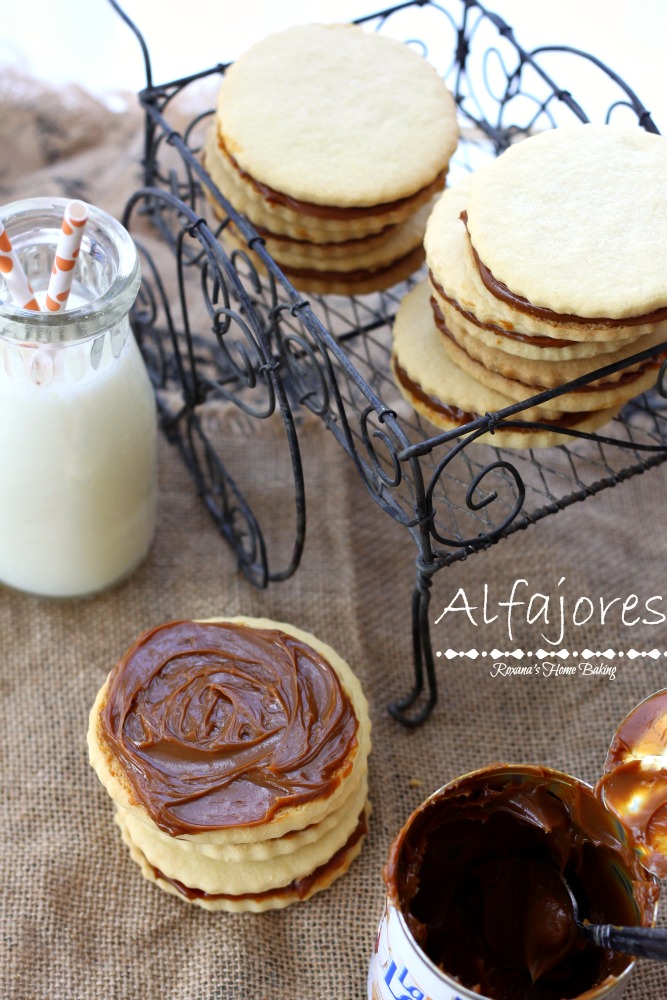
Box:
left=584, top=924, right=667, bottom=962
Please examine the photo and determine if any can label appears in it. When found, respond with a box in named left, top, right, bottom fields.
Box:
left=368, top=902, right=466, bottom=1000
left=368, top=899, right=631, bottom=1000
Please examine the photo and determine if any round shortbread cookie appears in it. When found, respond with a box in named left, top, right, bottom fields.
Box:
left=430, top=286, right=639, bottom=362
left=465, top=124, right=667, bottom=319
left=423, top=174, right=481, bottom=312
left=116, top=769, right=368, bottom=866
left=115, top=774, right=368, bottom=896
left=392, top=282, right=621, bottom=447
left=392, top=352, right=621, bottom=448
left=458, top=231, right=667, bottom=344
left=115, top=805, right=369, bottom=913
left=252, top=221, right=403, bottom=263
left=437, top=295, right=667, bottom=389
left=204, top=124, right=444, bottom=242
left=437, top=311, right=661, bottom=412
left=217, top=23, right=458, bottom=207
left=425, top=175, right=666, bottom=343
left=286, top=245, right=425, bottom=295
left=394, top=282, right=562, bottom=423
left=243, top=202, right=434, bottom=274
left=88, top=616, right=371, bottom=847
left=221, top=223, right=426, bottom=296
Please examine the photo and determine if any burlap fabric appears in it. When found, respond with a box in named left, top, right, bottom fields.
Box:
left=1, top=75, right=667, bottom=1000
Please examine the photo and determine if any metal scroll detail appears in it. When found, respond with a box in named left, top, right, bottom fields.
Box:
left=356, top=0, right=659, bottom=150
left=110, top=0, right=667, bottom=725
left=123, top=188, right=306, bottom=588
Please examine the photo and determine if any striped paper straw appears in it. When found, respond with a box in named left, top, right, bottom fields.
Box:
left=0, top=220, right=39, bottom=311
left=45, top=199, right=89, bottom=313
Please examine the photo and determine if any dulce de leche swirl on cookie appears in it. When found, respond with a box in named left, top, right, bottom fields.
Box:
left=99, top=620, right=359, bottom=837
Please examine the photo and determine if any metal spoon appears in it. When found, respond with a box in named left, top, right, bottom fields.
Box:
left=561, top=875, right=667, bottom=963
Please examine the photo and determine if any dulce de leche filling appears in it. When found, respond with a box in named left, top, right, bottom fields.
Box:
left=384, top=767, right=657, bottom=1000
left=100, top=620, right=359, bottom=837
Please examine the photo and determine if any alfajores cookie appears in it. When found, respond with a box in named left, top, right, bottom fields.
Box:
left=424, top=173, right=667, bottom=347
left=392, top=282, right=621, bottom=449
left=114, top=804, right=369, bottom=913
left=88, top=616, right=371, bottom=911
left=204, top=22, right=458, bottom=293
left=465, top=124, right=667, bottom=320
left=399, top=129, right=667, bottom=445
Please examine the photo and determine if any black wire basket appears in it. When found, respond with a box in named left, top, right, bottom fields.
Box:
left=109, top=0, right=667, bottom=725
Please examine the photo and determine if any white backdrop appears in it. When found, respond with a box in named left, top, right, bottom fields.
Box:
left=1, top=1, right=665, bottom=129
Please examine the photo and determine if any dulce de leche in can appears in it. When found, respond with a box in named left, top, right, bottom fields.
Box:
left=369, top=764, right=658, bottom=1000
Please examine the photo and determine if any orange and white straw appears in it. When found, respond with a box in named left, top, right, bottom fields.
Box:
left=45, top=199, right=89, bottom=313
left=0, top=220, right=39, bottom=311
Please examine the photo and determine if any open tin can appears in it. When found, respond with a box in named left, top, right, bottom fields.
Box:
left=369, top=764, right=658, bottom=1000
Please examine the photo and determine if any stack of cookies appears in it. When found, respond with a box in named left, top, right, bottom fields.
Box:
left=204, top=22, right=458, bottom=295
left=392, top=125, right=667, bottom=448
left=88, top=616, right=371, bottom=912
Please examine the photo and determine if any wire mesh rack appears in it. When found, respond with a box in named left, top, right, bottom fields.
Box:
left=109, top=0, right=667, bottom=725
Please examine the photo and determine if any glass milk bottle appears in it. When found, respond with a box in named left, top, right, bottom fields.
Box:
left=0, top=197, right=157, bottom=597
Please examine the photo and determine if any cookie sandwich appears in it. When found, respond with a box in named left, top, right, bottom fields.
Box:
left=393, top=125, right=667, bottom=446
left=88, top=616, right=371, bottom=911
left=204, top=22, right=458, bottom=294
